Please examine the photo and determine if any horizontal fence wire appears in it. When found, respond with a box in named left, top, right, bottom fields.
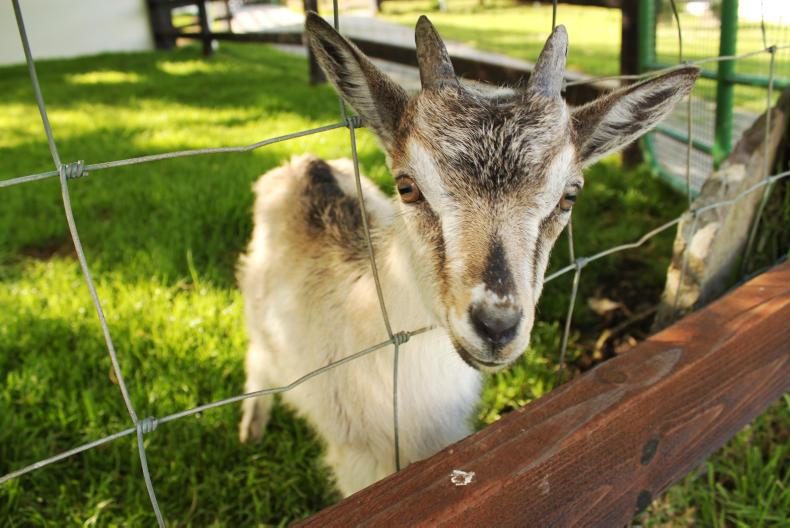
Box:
left=0, top=122, right=349, bottom=189
left=564, top=43, right=790, bottom=88
left=2, top=0, right=788, bottom=525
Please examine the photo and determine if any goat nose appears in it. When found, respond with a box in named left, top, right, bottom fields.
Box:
left=470, top=304, right=522, bottom=348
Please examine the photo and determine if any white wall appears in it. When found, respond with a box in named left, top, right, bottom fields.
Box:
left=739, top=0, right=789, bottom=23
left=1, top=0, right=154, bottom=66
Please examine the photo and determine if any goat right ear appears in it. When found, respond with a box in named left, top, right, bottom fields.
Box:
left=571, top=66, right=699, bottom=167
left=305, top=12, right=408, bottom=151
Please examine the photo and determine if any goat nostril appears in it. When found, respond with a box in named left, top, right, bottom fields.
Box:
left=470, top=306, right=522, bottom=348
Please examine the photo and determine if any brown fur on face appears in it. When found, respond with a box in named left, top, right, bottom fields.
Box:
left=386, top=87, right=579, bottom=365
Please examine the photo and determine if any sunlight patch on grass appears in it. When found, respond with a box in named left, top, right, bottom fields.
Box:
left=65, top=71, right=144, bottom=85
left=156, top=59, right=232, bottom=76
left=0, top=103, right=49, bottom=148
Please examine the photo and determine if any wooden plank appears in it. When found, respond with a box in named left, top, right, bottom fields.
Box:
left=534, top=0, right=622, bottom=7
left=654, top=89, right=790, bottom=330
left=298, top=261, right=790, bottom=527
left=161, top=30, right=304, bottom=45
left=146, top=0, right=178, bottom=50
left=147, top=0, right=202, bottom=7
left=375, top=0, right=621, bottom=8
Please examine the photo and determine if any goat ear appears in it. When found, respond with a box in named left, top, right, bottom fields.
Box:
left=305, top=12, right=408, bottom=150
left=572, top=66, right=700, bottom=167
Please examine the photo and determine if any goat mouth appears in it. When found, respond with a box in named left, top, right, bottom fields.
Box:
left=451, top=341, right=509, bottom=372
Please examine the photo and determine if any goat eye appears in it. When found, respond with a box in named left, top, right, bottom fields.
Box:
left=558, top=190, right=578, bottom=212
left=396, top=176, right=422, bottom=204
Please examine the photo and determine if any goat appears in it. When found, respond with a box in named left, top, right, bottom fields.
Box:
left=238, top=13, right=698, bottom=497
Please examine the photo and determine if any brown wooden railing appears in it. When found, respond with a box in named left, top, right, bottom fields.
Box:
left=298, top=260, right=789, bottom=527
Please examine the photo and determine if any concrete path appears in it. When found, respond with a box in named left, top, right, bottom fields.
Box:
left=229, top=4, right=536, bottom=92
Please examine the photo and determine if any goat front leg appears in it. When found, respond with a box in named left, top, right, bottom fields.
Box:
left=325, top=443, right=388, bottom=497
left=239, top=342, right=274, bottom=443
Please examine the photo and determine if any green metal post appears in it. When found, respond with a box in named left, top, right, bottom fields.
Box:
left=712, top=0, right=739, bottom=167
left=636, top=0, right=655, bottom=73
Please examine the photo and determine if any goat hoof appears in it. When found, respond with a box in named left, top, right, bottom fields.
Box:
left=239, top=397, right=271, bottom=443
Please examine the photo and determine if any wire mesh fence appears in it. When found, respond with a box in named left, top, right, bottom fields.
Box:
left=1, top=0, right=788, bottom=525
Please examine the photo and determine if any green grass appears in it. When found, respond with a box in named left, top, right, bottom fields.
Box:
left=0, top=42, right=786, bottom=526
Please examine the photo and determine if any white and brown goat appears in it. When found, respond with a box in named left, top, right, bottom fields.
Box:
left=238, top=13, right=698, bottom=496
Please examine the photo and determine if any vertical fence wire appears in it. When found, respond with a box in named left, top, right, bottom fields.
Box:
left=9, top=1, right=165, bottom=525
left=667, top=0, right=695, bottom=207
left=326, top=0, right=402, bottom=471
left=551, top=0, right=558, bottom=30
left=331, top=0, right=348, bottom=121
left=552, top=0, right=580, bottom=383
left=347, top=119, right=403, bottom=471
left=2, top=0, right=789, bottom=523
left=669, top=0, right=693, bottom=315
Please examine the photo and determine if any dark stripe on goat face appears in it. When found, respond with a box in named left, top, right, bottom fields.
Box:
left=482, top=239, right=516, bottom=297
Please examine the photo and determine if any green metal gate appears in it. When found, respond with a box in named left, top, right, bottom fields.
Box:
left=637, top=0, right=790, bottom=195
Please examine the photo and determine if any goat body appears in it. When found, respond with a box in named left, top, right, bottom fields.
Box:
left=238, top=13, right=698, bottom=497
left=238, top=155, right=480, bottom=495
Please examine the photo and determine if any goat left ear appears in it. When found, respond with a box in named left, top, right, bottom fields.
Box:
left=305, top=12, right=408, bottom=151
left=572, top=66, right=699, bottom=167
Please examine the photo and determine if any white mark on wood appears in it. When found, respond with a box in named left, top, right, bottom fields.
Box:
left=539, top=475, right=550, bottom=495
left=450, top=469, right=476, bottom=486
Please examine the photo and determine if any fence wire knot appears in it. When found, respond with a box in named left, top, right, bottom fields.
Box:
left=60, top=160, right=87, bottom=180
left=574, top=256, right=590, bottom=270
left=345, top=115, right=363, bottom=129
left=137, top=417, right=159, bottom=435
left=392, top=331, right=410, bottom=346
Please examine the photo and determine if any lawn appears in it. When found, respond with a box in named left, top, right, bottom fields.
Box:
left=0, top=41, right=787, bottom=526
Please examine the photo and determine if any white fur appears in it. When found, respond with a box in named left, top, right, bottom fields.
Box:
left=238, top=157, right=481, bottom=497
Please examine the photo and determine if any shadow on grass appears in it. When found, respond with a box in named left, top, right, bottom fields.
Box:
left=0, top=296, right=338, bottom=526
left=1, top=43, right=390, bottom=289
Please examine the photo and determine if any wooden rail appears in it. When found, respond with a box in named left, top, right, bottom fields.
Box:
left=298, top=260, right=790, bottom=527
